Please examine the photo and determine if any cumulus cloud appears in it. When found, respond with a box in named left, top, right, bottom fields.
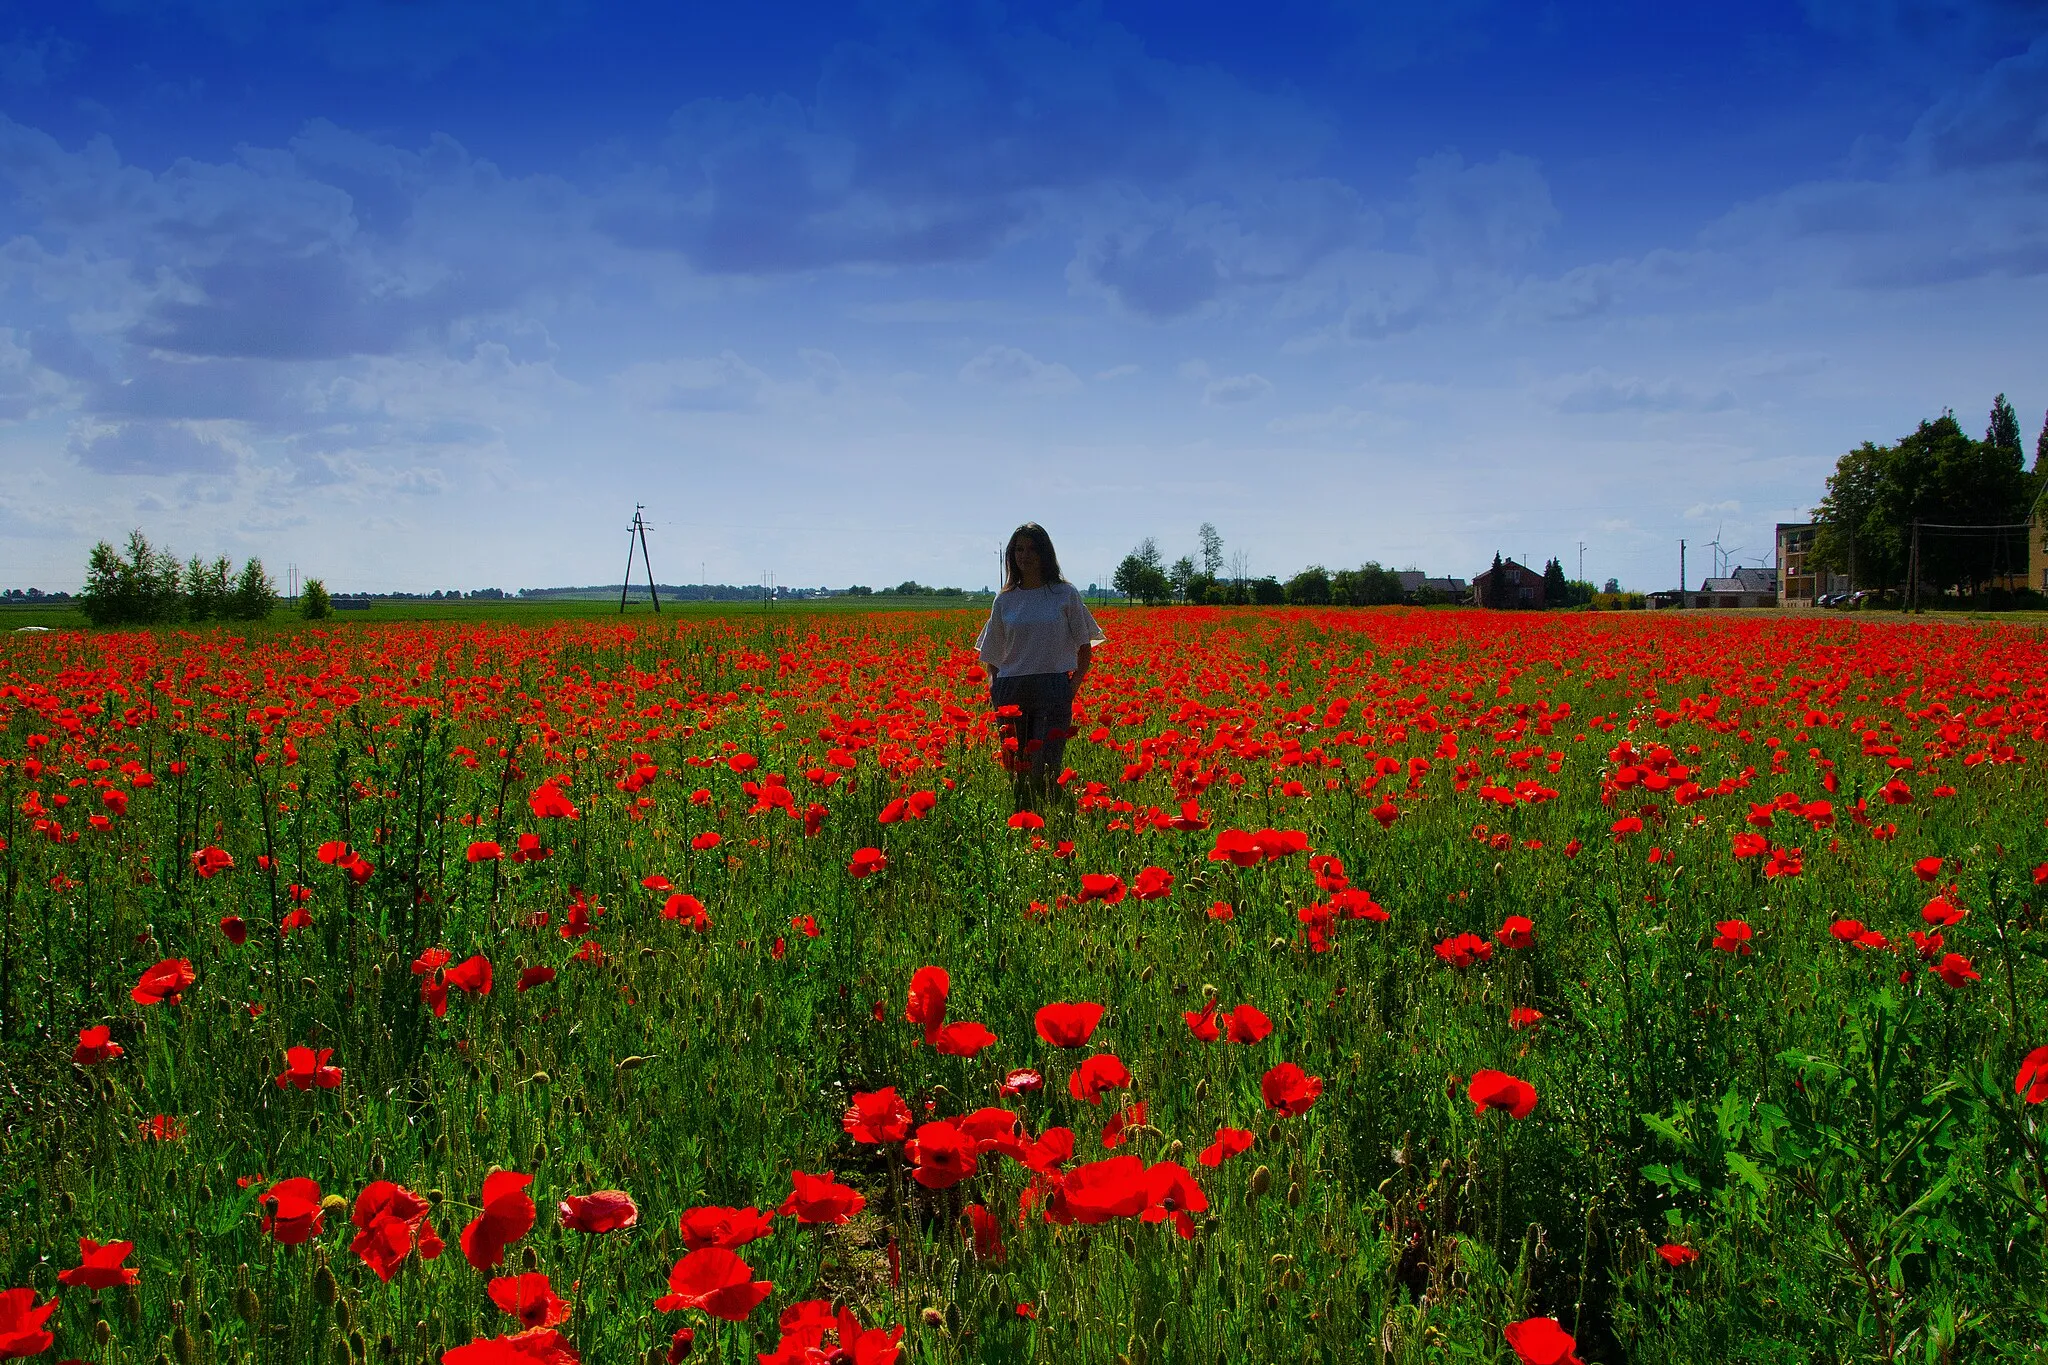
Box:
left=1545, top=368, right=1734, bottom=413
left=616, top=352, right=771, bottom=411
left=1409, top=151, right=1559, bottom=274
left=67, top=420, right=244, bottom=475
left=1203, top=372, right=1273, bottom=405
left=959, top=345, right=1081, bottom=395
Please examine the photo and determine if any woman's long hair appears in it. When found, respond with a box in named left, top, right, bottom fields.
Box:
left=1004, top=523, right=1066, bottom=590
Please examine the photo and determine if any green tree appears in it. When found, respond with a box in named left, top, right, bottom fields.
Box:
left=301, top=578, right=332, bottom=620
left=1483, top=552, right=1507, bottom=608
left=1987, top=394, right=2022, bottom=466
left=1168, top=555, right=1196, bottom=601
left=1113, top=552, right=1171, bottom=604
left=184, top=555, right=233, bottom=621
left=1197, top=522, right=1224, bottom=577
left=79, top=530, right=183, bottom=626
left=1249, top=576, right=1284, bottom=605
left=231, top=558, right=278, bottom=621
left=1542, top=557, right=1568, bottom=606
left=1283, top=565, right=1331, bottom=605
left=2034, top=408, right=2048, bottom=476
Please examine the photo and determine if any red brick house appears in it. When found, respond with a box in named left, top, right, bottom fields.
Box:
left=1472, top=557, right=1545, bottom=609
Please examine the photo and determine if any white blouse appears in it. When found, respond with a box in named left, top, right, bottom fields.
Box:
left=975, top=582, right=1106, bottom=677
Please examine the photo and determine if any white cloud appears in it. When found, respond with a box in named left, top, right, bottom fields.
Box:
left=1203, top=372, right=1273, bottom=405
left=958, top=345, right=1081, bottom=395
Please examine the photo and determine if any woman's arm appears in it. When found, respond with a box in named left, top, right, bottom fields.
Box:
left=1069, top=641, right=1091, bottom=693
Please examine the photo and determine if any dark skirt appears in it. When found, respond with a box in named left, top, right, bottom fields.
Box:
left=990, top=672, right=1074, bottom=776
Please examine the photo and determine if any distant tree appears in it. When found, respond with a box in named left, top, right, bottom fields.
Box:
left=1169, top=555, right=1196, bottom=601
left=1136, top=537, right=1163, bottom=572
left=1603, top=577, right=1621, bottom=594
left=1197, top=523, right=1224, bottom=577
left=2035, top=408, right=2048, bottom=476
left=1284, top=565, right=1331, bottom=605
left=1113, top=552, right=1171, bottom=604
left=183, top=555, right=232, bottom=621
left=231, top=558, right=278, bottom=621
left=845, top=585, right=873, bottom=596
left=1249, top=576, right=1285, bottom=605
left=1988, top=394, right=2023, bottom=467
left=1484, top=552, right=1507, bottom=608
left=301, top=578, right=332, bottom=620
left=1333, top=561, right=1404, bottom=606
left=1562, top=579, right=1597, bottom=607
left=79, top=530, right=183, bottom=627
left=1185, top=571, right=1218, bottom=603
left=1542, top=557, right=1568, bottom=606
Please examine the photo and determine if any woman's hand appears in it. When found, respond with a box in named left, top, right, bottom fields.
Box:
left=1069, top=642, right=1091, bottom=694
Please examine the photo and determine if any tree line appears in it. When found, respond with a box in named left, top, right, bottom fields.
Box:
left=1110, top=525, right=1595, bottom=608
left=1811, top=394, right=2046, bottom=598
left=79, top=530, right=304, bottom=626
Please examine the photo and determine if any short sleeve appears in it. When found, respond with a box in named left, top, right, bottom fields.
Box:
left=1064, top=586, right=1106, bottom=650
left=975, top=597, right=1006, bottom=664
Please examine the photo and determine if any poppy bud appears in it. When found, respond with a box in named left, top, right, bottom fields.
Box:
left=1194, top=1080, right=1208, bottom=1104
left=329, top=1338, right=350, bottom=1365
left=1130, top=1336, right=1149, bottom=1365
left=1249, top=1165, right=1272, bottom=1197
left=920, top=1307, right=944, bottom=1327
left=751, top=992, right=766, bottom=1022
left=94, top=1319, right=112, bottom=1346
left=1287, top=1182, right=1302, bottom=1208
left=234, top=1286, right=261, bottom=1326
left=522, top=1246, right=540, bottom=1272
left=172, top=1323, right=196, bottom=1365
left=1139, top=965, right=1154, bottom=983
left=532, top=1142, right=548, bottom=1164
left=313, top=1265, right=338, bottom=1306
left=336, top=1298, right=353, bottom=1332
left=179, top=1266, right=196, bottom=1302
left=1153, top=1318, right=1168, bottom=1347
left=57, top=1190, right=75, bottom=1214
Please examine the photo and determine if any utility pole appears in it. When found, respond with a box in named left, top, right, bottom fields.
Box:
left=1679, top=540, right=1687, bottom=609
left=619, top=505, right=660, bottom=613
left=1908, top=520, right=1920, bottom=613
left=1577, top=542, right=1585, bottom=584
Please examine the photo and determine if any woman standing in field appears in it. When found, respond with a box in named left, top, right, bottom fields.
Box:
left=976, top=523, right=1105, bottom=811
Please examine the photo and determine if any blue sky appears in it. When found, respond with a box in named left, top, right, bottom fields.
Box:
left=2, top=0, right=2045, bottom=595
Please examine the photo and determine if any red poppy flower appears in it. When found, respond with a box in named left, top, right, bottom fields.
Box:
left=903, top=965, right=950, bottom=1044
left=1046, top=1155, right=1151, bottom=1224
left=690, top=831, right=722, bottom=851
left=1921, top=895, right=1966, bottom=926
left=2016, top=1046, right=2048, bottom=1104
left=661, top=893, right=710, bottom=931
left=1509, top=1007, right=1545, bottom=1031
left=280, top=907, right=315, bottom=935
left=842, top=1088, right=913, bottom=1144
left=1931, top=952, right=1979, bottom=988
left=1260, top=1062, right=1323, bottom=1116
left=1078, top=873, right=1126, bottom=904
left=667, top=1328, right=695, bottom=1363
left=1433, top=933, right=1492, bottom=970
left=350, top=1181, right=441, bottom=1281
left=1656, top=1243, right=1699, bottom=1268
left=1910, top=928, right=1945, bottom=959
left=468, top=841, right=504, bottom=862
left=1022, top=1127, right=1077, bottom=1175
left=1730, top=832, right=1768, bottom=859
left=1763, top=846, right=1804, bottom=879
left=1034, top=1001, right=1104, bottom=1048
left=260, top=1177, right=326, bottom=1244
left=72, top=1024, right=123, bottom=1065
left=1007, top=811, right=1044, bottom=830
left=57, top=1237, right=139, bottom=1290
left=559, top=1190, right=639, bottom=1234
left=1141, top=1160, right=1209, bottom=1239
left=1068, top=1053, right=1133, bottom=1105
left=528, top=781, right=579, bottom=820
left=1184, top=999, right=1222, bottom=1042
left=676, top=1205, right=775, bottom=1252
left=655, top=1249, right=773, bottom=1321
left=191, top=845, right=235, bottom=877
left=1100, top=1102, right=1147, bottom=1149
left=1494, top=916, right=1535, bottom=949
left=445, top=954, right=493, bottom=996
left=848, top=847, right=887, bottom=878
left=489, top=1273, right=571, bottom=1328
left=442, top=1327, right=581, bottom=1363
left=907, top=1121, right=979, bottom=1189
left=934, top=1020, right=998, bottom=1056
left=1132, top=865, right=1173, bottom=900
left=219, top=914, right=248, bottom=945
left=1711, top=920, right=1753, bottom=954
left=779, top=1170, right=866, bottom=1225
left=516, top=966, right=556, bottom=992
left=1224, top=1003, right=1273, bottom=1045
left=1467, top=1069, right=1539, bottom=1119
left=1913, top=855, right=1942, bottom=882
left=965, top=1204, right=1006, bottom=1262
left=1197, top=1127, right=1254, bottom=1168
left=1503, top=1316, right=1584, bottom=1365
left=0, top=1289, right=55, bottom=1360
left=998, top=1068, right=1043, bottom=1097
left=276, top=1045, right=343, bottom=1091
left=1829, top=918, right=1865, bottom=942
left=131, top=957, right=195, bottom=1006
left=461, top=1171, right=537, bottom=1272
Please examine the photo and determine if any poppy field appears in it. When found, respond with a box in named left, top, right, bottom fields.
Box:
left=2, top=605, right=2047, bottom=1364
